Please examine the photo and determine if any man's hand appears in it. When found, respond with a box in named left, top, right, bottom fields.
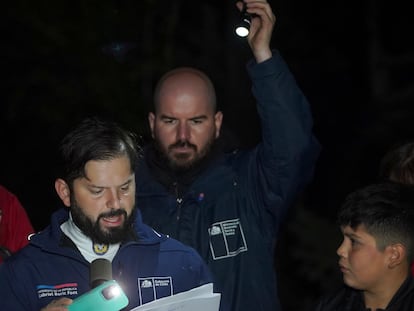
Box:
left=40, top=298, right=73, bottom=311
left=236, top=0, right=276, bottom=63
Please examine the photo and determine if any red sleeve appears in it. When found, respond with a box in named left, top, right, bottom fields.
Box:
left=0, top=186, right=35, bottom=254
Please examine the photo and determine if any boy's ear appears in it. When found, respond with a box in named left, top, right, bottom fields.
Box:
left=55, top=178, right=71, bottom=207
left=387, top=244, right=405, bottom=268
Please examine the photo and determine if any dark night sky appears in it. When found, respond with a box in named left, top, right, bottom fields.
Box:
left=2, top=0, right=414, bottom=309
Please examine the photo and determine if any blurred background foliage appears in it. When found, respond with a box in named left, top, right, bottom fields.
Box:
left=2, top=0, right=414, bottom=309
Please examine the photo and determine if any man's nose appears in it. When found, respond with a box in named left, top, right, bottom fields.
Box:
left=177, top=122, right=190, bottom=141
left=106, top=189, right=121, bottom=209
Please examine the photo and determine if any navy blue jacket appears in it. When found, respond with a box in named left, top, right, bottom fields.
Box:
left=135, top=51, right=320, bottom=311
left=0, top=208, right=213, bottom=310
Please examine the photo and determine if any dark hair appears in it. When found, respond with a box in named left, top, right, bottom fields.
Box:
left=338, top=182, right=414, bottom=260
left=379, top=142, right=414, bottom=184
left=59, top=117, right=140, bottom=187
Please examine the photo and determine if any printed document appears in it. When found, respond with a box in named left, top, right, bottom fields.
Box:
left=130, top=283, right=220, bottom=311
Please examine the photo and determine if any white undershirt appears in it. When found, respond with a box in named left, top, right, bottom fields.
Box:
left=60, top=213, right=120, bottom=263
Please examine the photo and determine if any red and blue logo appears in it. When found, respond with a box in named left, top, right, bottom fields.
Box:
left=36, top=283, right=79, bottom=299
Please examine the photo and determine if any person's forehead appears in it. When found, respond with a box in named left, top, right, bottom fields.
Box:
left=83, top=158, right=133, bottom=182
left=157, top=95, right=213, bottom=116
left=159, top=76, right=211, bottom=102
left=342, top=224, right=378, bottom=243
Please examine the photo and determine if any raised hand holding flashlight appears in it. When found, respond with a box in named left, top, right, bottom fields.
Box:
left=235, top=3, right=251, bottom=37
left=235, top=0, right=275, bottom=63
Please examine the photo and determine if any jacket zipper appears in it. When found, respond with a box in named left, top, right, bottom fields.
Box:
left=173, top=182, right=183, bottom=221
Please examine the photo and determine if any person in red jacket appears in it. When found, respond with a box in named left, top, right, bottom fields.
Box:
left=0, top=185, right=35, bottom=262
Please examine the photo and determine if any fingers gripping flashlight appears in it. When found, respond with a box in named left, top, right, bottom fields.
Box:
left=235, top=2, right=251, bottom=37
left=68, top=280, right=128, bottom=311
left=68, top=259, right=129, bottom=311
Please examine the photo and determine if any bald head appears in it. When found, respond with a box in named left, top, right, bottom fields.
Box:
left=153, top=67, right=217, bottom=113
left=148, top=67, right=223, bottom=171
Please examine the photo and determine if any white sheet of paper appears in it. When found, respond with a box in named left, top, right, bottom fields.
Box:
left=130, top=283, right=221, bottom=311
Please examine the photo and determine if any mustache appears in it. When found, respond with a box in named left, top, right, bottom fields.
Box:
left=168, top=140, right=197, bottom=151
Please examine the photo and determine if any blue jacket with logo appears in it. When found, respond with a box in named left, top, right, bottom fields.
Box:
left=135, top=51, right=321, bottom=311
left=0, top=208, right=213, bottom=311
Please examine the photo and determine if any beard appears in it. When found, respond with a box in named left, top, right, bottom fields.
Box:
left=70, top=197, right=135, bottom=244
left=154, top=135, right=215, bottom=173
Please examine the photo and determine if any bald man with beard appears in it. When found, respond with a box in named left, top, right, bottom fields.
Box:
left=135, top=1, right=321, bottom=310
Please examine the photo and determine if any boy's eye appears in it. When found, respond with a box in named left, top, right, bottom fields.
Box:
left=349, top=238, right=360, bottom=247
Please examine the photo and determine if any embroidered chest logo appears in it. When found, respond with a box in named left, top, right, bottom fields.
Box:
left=208, top=218, right=248, bottom=260
left=93, top=243, right=108, bottom=255
left=138, top=277, right=173, bottom=305
left=36, top=283, right=78, bottom=299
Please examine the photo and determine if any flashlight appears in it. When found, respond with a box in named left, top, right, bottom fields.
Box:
left=235, top=3, right=251, bottom=37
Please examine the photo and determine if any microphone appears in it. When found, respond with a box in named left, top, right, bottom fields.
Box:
left=235, top=2, right=251, bottom=38
left=90, top=258, right=112, bottom=288
left=68, top=259, right=129, bottom=311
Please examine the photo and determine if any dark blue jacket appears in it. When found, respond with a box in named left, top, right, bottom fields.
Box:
left=0, top=208, right=213, bottom=310
left=135, top=51, right=321, bottom=311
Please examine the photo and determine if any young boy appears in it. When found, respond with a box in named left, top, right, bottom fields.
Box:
left=315, top=182, right=414, bottom=310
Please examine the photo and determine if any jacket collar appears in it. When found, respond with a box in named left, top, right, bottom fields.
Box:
left=144, top=140, right=224, bottom=197
left=30, top=207, right=168, bottom=250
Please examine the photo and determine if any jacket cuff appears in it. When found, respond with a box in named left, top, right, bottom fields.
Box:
left=246, top=50, right=289, bottom=79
